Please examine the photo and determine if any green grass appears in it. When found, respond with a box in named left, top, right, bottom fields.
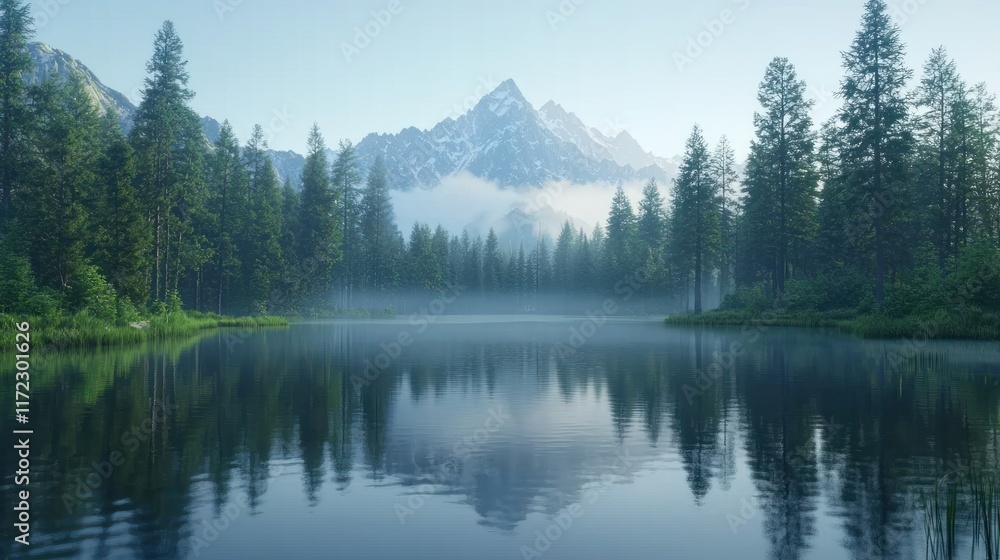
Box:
left=0, top=311, right=289, bottom=352
left=666, top=308, right=1000, bottom=340
left=289, top=307, right=397, bottom=320
left=923, top=469, right=1000, bottom=560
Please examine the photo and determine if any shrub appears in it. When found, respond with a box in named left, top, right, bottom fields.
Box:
left=720, top=282, right=772, bottom=313
left=66, top=263, right=119, bottom=322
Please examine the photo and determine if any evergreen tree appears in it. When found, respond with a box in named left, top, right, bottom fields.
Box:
left=670, top=126, right=719, bottom=313
left=0, top=0, right=33, bottom=226
left=431, top=225, right=451, bottom=286
left=483, top=228, right=502, bottom=292
left=636, top=179, right=667, bottom=295
left=297, top=124, right=341, bottom=303
left=242, top=124, right=283, bottom=313
left=406, top=222, right=440, bottom=290
left=93, top=113, right=150, bottom=307
left=914, top=47, right=967, bottom=267
left=605, top=186, right=636, bottom=287
left=573, top=229, right=594, bottom=294
left=17, top=77, right=102, bottom=291
left=743, top=57, right=819, bottom=300
left=359, top=156, right=398, bottom=295
left=839, top=0, right=914, bottom=302
left=207, top=121, right=247, bottom=314
left=968, top=83, right=999, bottom=243
left=711, top=137, right=738, bottom=298
left=332, top=140, right=362, bottom=306
left=553, top=221, right=575, bottom=291
left=130, top=21, right=207, bottom=303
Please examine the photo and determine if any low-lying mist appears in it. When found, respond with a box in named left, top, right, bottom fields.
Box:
left=391, top=172, right=655, bottom=246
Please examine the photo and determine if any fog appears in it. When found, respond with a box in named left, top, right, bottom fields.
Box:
left=391, top=172, right=655, bottom=246
left=341, top=291, right=687, bottom=319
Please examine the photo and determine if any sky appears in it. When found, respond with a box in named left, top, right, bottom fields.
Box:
left=31, top=0, right=1000, bottom=160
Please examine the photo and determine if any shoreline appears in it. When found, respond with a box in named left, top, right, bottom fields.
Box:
left=665, top=309, right=1000, bottom=341
left=0, top=312, right=289, bottom=352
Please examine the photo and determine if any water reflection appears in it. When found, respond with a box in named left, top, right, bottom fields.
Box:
left=1, top=319, right=999, bottom=559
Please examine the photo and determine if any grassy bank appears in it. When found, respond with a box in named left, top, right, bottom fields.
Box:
left=289, top=307, right=397, bottom=320
left=665, top=308, right=1000, bottom=340
left=0, top=311, right=289, bottom=351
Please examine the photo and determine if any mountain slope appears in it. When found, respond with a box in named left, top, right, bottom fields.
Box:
left=25, top=45, right=677, bottom=191
left=26, top=42, right=137, bottom=130
left=537, top=101, right=678, bottom=182
left=354, top=79, right=669, bottom=190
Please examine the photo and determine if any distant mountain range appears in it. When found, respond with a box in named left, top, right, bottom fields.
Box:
left=26, top=43, right=678, bottom=190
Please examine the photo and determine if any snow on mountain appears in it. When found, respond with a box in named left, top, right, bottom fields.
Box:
left=23, top=44, right=679, bottom=192
left=354, top=79, right=672, bottom=190
left=536, top=100, right=678, bottom=183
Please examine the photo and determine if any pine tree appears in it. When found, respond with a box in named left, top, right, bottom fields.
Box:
left=406, top=222, right=440, bottom=290
left=207, top=121, right=247, bottom=314
left=297, top=124, right=341, bottom=303
left=0, top=0, right=34, bottom=227
left=483, top=228, right=502, bottom=292
left=743, top=58, right=819, bottom=300
left=914, top=47, right=966, bottom=267
left=17, top=77, right=102, bottom=292
left=93, top=113, right=150, bottom=307
left=968, top=83, right=999, bottom=243
left=130, top=21, right=207, bottom=303
left=839, top=0, right=914, bottom=302
left=242, top=124, right=283, bottom=314
left=553, top=221, right=574, bottom=291
left=359, top=156, right=398, bottom=295
left=636, top=179, right=666, bottom=295
left=605, top=186, right=636, bottom=288
left=711, top=137, right=738, bottom=298
left=431, top=225, right=451, bottom=287
left=332, top=140, right=362, bottom=306
left=670, top=126, right=720, bottom=313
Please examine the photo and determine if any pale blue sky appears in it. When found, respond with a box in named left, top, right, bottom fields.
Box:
left=31, top=0, right=1000, bottom=159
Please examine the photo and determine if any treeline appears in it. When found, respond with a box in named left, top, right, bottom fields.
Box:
left=663, top=0, right=1000, bottom=317
left=1, top=0, right=999, bottom=321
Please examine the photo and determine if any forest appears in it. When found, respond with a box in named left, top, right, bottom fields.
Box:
left=0, top=0, right=998, bottom=338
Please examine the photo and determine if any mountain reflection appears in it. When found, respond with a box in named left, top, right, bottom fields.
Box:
left=2, top=319, right=999, bottom=559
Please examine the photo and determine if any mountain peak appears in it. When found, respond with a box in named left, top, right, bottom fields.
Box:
left=491, top=78, right=525, bottom=97
left=26, top=42, right=137, bottom=131
left=476, top=78, right=531, bottom=118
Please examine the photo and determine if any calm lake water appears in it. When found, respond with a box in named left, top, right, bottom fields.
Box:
left=3, top=317, right=1000, bottom=560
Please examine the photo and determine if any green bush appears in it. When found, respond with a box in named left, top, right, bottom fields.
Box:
left=947, top=242, right=1000, bottom=311
left=66, top=263, right=119, bottom=322
left=720, top=282, right=772, bottom=313
left=0, top=245, right=61, bottom=315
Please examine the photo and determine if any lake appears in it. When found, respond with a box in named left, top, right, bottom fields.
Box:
left=3, top=317, right=1000, bottom=559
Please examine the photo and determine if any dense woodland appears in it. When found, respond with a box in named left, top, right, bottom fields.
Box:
left=0, top=0, right=999, bottom=322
